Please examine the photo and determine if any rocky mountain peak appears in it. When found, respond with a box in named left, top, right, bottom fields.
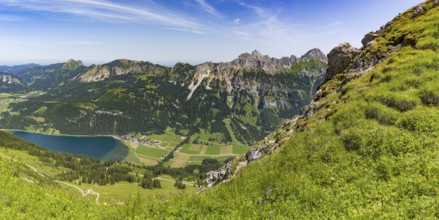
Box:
left=108, top=59, right=136, bottom=67
left=230, top=50, right=297, bottom=74
left=63, top=59, right=84, bottom=70
left=236, top=50, right=266, bottom=62
left=300, top=48, right=328, bottom=63
left=251, top=50, right=263, bottom=58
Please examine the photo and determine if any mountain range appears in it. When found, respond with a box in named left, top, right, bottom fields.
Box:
left=0, top=49, right=327, bottom=146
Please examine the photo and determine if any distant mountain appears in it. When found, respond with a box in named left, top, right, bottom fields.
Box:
left=0, top=49, right=327, bottom=145
left=0, top=63, right=41, bottom=74
left=12, top=59, right=86, bottom=90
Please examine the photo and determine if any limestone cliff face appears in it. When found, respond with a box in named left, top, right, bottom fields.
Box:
left=0, top=73, right=26, bottom=92
left=171, top=49, right=326, bottom=105
left=0, top=73, right=24, bottom=86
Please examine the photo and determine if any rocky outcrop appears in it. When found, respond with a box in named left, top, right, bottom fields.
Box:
left=206, top=164, right=231, bottom=188
left=0, top=73, right=27, bottom=92
left=0, top=73, right=25, bottom=86
left=434, top=0, right=439, bottom=7
left=361, top=32, right=379, bottom=48
left=412, top=6, right=424, bottom=18
left=325, top=43, right=361, bottom=81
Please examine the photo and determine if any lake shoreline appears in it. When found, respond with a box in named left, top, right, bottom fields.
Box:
left=7, top=130, right=129, bottom=161
left=1, top=128, right=123, bottom=141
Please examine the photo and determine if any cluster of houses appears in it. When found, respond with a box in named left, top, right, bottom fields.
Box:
left=118, top=135, right=161, bottom=146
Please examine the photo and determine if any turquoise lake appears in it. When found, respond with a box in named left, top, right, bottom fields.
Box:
left=10, top=131, right=128, bottom=161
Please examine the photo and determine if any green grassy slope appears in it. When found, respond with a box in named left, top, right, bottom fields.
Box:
left=0, top=157, right=101, bottom=219
left=117, top=1, right=439, bottom=218
left=1, top=1, right=439, bottom=219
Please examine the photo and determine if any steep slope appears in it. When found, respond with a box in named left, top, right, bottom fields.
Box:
left=0, top=157, right=100, bottom=219
left=0, top=50, right=326, bottom=146
left=0, top=131, right=103, bottom=219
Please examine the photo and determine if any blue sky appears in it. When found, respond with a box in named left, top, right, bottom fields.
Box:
left=0, top=0, right=425, bottom=65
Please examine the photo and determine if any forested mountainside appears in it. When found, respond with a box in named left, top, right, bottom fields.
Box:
left=2, top=0, right=438, bottom=218
left=1, top=50, right=326, bottom=145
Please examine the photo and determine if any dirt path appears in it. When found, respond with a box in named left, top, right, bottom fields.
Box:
left=0, top=152, right=100, bottom=204
left=55, top=181, right=100, bottom=204
left=0, top=152, right=45, bottom=177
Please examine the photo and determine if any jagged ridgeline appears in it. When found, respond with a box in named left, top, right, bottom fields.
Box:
left=0, top=50, right=326, bottom=145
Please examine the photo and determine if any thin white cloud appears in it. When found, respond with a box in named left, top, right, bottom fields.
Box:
left=239, top=2, right=268, bottom=17
left=231, top=2, right=304, bottom=48
left=233, top=18, right=240, bottom=24
left=0, top=0, right=203, bottom=32
left=0, top=14, right=26, bottom=22
left=195, top=0, right=221, bottom=17
left=0, top=37, right=100, bottom=46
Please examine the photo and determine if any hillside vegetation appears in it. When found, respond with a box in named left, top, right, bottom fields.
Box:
left=1, top=0, right=439, bottom=219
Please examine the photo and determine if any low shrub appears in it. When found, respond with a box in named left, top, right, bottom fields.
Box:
left=420, top=90, right=439, bottom=106
left=377, top=93, right=418, bottom=112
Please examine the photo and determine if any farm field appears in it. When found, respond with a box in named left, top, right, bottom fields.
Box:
left=166, top=119, right=251, bottom=168
left=124, top=126, right=251, bottom=168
